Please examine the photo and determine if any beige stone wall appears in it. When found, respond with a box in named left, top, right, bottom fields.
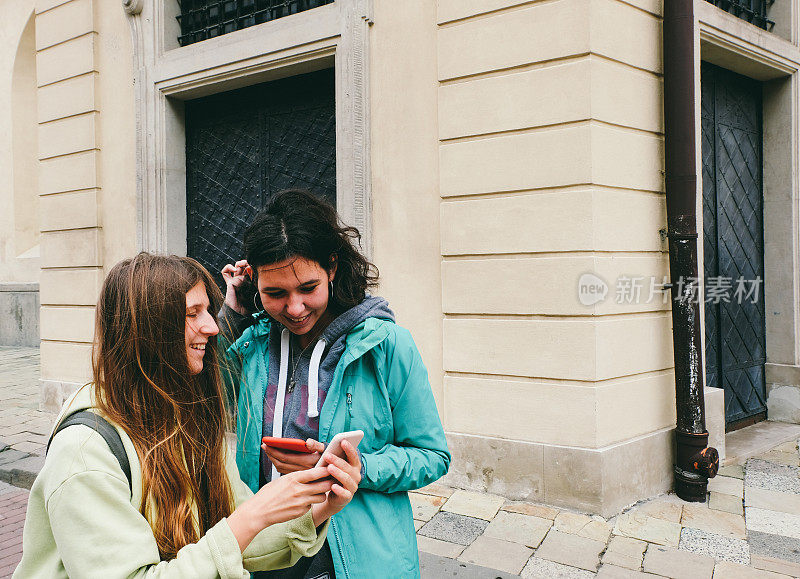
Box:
left=0, top=1, right=39, bottom=283
left=437, top=0, right=671, bottom=515
left=36, top=0, right=136, bottom=392
left=369, top=0, right=443, bottom=407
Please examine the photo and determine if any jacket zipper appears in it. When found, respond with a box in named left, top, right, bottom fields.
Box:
left=344, top=391, right=353, bottom=432
left=331, top=518, right=351, bottom=579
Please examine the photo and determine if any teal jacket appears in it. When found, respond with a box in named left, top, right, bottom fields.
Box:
left=225, top=314, right=451, bottom=579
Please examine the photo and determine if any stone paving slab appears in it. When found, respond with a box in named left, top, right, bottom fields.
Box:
left=554, top=512, right=595, bottom=534
left=482, top=510, right=552, bottom=548
left=0, top=455, right=45, bottom=490
left=0, top=481, right=17, bottom=496
left=712, top=561, right=792, bottom=578
left=553, top=512, right=613, bottom=543
left=419, top=551, right=519, bottom=579
left=642, top=544, right=716, bottom=579
left=415, top=482, right=454, bottom=499
left=522, top=557, right=595, bottom=578
left=678, top=527, right=749, bottom=565
left=707, top=475, right=744, bottom=498
left=595, top=565, right=664, bottom=578
left=746, top=507, right=800, bottom=541
left=418, top=511, right=489, bottom=546
left=718, top=464, right=744, bottom=479
left=613, top=511, right=682, bottom=547
left=681, top=503, right=747, bottom=540
left=409, top=491, right=446, bottom=522
left=634, top=496, right=684, bottom=523
left=754, top=451, right=800, bottom=468
left=773, top=441, right=798, bottom=453
left=502, top=502, right=559, bottom=520
left=750, top=554, right=800, bottom=577
left=458, top=535, right=533, bottom=575
left=0, top=450, right=28, bottom=469
left=748, top=530, right=800, bottom=565
left=601, top=536, right=647, bottom=570
left=441, top=489, right=505, bottom=521
left=745, top=487, right=800, bottom=516
left=708, top=492, right=743, bottom=515
left=416, top=535, right=465, bottom=559
left=726, top=422, right=800, bottom=465
left=535, top=530, right=605, bottom=572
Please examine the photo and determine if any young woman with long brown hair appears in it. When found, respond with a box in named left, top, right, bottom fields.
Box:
left=14, top=253, right=359, bottom=578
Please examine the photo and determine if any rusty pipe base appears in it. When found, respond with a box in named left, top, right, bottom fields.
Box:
left=675, top=430, right=719, bottom=502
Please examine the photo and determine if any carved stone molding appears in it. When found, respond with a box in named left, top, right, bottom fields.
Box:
left=122, top=0, right=144, bottom=16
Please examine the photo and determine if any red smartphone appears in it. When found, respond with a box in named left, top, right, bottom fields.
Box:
left=261, top=437, right=314, bottom=453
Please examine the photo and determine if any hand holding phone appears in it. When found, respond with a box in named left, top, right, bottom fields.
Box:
left=311, top=431, right=364, bottom=521
left=316, top=430, right=364, bottom=468
left=261, top=437, right=325, bottom=475
left=261, top=437, right=315, bottom=453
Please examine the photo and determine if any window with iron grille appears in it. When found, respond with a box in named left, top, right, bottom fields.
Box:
left=177, top=0, right=335, bottom=47
left=705, top=0, right=775, bottom=31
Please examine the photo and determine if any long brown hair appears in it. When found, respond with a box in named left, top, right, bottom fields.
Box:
left=92, top=252, right=234, bottom=560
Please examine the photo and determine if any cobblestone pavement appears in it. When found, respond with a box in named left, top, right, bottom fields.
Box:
left=2, top=346, right=800, bottom=577
left=413, top=444, right=800, bottom=577
left=0, top=347, right=50, bottom=579
left=0, top=482, right=26, bottom=578
left=0, top=348, right=51, bottom=457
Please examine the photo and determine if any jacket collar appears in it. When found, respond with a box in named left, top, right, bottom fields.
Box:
left=248, top=312, right=393, bottom=359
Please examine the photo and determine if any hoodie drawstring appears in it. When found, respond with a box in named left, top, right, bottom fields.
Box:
left=271, top=328, right=291, bottom=481
left=270, top=329, right=326, bottom=480
left=307, top=339, right=326, bottom=419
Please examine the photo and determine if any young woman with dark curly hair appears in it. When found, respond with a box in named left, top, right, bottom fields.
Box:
left=220, top=189, right=450, bottom=579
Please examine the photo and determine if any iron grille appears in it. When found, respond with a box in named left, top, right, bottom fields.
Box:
left=705, top=0, right=774, bottom=31
left=177, top=0, right=334, bottom=47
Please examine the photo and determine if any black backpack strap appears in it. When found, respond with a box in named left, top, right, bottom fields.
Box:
left=47, top=410, right=132, bottom=496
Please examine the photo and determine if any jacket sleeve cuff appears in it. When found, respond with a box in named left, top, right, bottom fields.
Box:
left=207, top=518, right=248, bottom=579
left=285, top=510, right=329, bottom=558
left=218, top=303, right=254, bottom=343
left=359, top=452, right=380, bottom=491
left=241, top=510, right=329, bottom=572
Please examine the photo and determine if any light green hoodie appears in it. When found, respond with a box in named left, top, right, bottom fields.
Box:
left=13, top=385, right=327, bottom=578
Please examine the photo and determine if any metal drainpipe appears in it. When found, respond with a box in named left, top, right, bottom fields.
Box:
left=663, top=0, right=719, bottom=501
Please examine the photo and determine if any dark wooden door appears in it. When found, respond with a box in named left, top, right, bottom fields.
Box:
left=185, top=68, right=336, bottom=286
left=701, top=62, right=766, bottom=428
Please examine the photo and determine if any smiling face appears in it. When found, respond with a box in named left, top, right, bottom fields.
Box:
left=185, top=282, right=219, bottom=375
left=256, top=257, right=336, bottom=345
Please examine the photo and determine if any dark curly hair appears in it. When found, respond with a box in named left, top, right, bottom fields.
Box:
left=240, top=189, right=379, bottom=313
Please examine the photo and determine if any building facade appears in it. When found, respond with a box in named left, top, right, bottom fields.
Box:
left=0, top=0, right=798, bottom=516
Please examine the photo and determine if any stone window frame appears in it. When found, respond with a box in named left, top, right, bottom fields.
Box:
left=123, top=0, right=374, bottom=257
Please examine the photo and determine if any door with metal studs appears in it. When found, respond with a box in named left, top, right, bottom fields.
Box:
left=701, top=62, right=766, bottom=429
left=184, top=68, right=336, bottom=289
